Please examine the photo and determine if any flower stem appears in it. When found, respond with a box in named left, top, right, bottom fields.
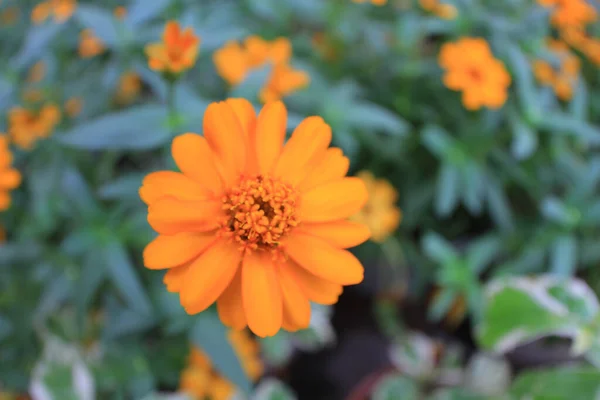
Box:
left=167, top=79, right=177, bottom=134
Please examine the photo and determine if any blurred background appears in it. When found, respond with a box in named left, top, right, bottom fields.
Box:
left=2, top=0, right=600, bottom=399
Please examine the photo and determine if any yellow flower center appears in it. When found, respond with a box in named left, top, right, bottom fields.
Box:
left=221, top=175, right=300, bottom=253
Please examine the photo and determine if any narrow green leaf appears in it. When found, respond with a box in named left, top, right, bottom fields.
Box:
left=550, top=235, right=577, bottom=276
left=126, top=0, right=172, bottom=27
left=435, top=163, right=460, bottom=217
left=372, top=374, right=420, bottom=400
left=75, top=5, right=120, bottom=46
left=12, top=24, right=64, bottom=68
left=422, top=232, right=459, bottom=264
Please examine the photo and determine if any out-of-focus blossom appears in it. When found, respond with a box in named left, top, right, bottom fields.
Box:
left=352, top=0, right=387, bottom=5
left=64, top=97, right=83, bottom=117
left=8, top=104, right=61, bottom=150
left=79, top=29, right=105, bottom=58
left=0, top=135, right=22, bottom=211
left=115, top=71, right=142, bottom=105
left=31, top=0, right=76, bottom=24
left=145, top=21, right=200, bottom=75
left=533, top=39, right=580, bottom=101
left=113, top=6, right=126, bottom=20
left=439, top=37, right=511, bottom=110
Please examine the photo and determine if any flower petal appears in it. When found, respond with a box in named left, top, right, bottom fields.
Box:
left=143, top=233, right=216, bottom=270
left=226, top=98, right=259, bottom=175
left=274, top=117, right=331, bottom=185
left=242, top=252, right=283, bottom=337
left=285, top=260, right=342, bottom=305
left=139, top=171, right=209, bottom=205
left=203, top=102, right=247, bottom=187
left=284, top=232, right=364, bottom=285
left=163, top=263, right=190, bottom=293
left=299, top=178, right=368, bottom=223
left=255, top=101, right=287, bottom=174
left=0, top=169, right=21, bottom=190
left=278, top=264, right=311, bottom=331
left=217, top=267, right=247, bottom=329
left=172, top=133, right=223, bottom=195
left=181, top=240, right=242, bottom=314
left=298, top=220, right=370, bottom=249
left=147, top=197, right=222, bottom=235
left=163, top=20, right=180, bottom=47
left=297, top=148, right=349, bottom=192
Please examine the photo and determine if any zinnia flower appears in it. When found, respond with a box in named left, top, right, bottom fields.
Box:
left=79, top=29, right=105, bottom=58
left=419, top=0, right=458, bottom=19
left=439, top=37, right=511, bottom=110
left=31, top=0, right=75, bottom=24
left=0, top=135, right=21, bottom=211
left=113, top=6, right=126, bottom=20
left=8, top=104, right=61, bottom=150
left=140, top=99, right=370, bottom=337
left=259, top=64, right=310, bottom=103
left=351, top=171, right=401, bottom=243
left=145, top=21, right=200, bottom=75
left=115, top=71, right=142, bottom=105
left=533, top=39, right=580, bottom=101
left=538, top=0, right=597, bottom=30
left=180, top=330, right=263, bottom=400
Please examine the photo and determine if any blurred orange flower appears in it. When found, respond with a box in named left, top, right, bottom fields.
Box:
left=140, top=99, right=369, bottom=337
left=113, top=6, right=126, bottom=20
left=181, top=330, right=263, bottom=400
left=0, top=225, right=5, bottom=242
left=538, top=0, right=596, bottom=29
left=312, top=32, right=338, bottom=61
left=259, top=64, right=310, bottom=103
left=115, top=71, right=142, bottom=104
left=439, top=37, right=511, bottom=110
left=79, top=29, right=105, bottom=58
left=351, top=171, right=401, bottom=243
left=419, top=0, right=458, bottom=19
left=64, top=97, right=83, bottom=117
left=27, top=61, right=46, bottom=83
left=22, top=89, right=44, bottom=104
left=533, top=39, right=580, bottom=101
left=0, top=6, right=19, bottom=25
left=0, top=135, right=22, bottom=211
left=214, top=37, right=308, bottom=102
left=145, top=21, right=200, bottom=75
left=8, top=104, right=61, bottom=150
left=352, top=0, right=387, bottom=5
left=31, top=0, right=76, bottom=24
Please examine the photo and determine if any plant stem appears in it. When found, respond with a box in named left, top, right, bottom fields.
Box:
left=167, top=79, right=177, bottom=133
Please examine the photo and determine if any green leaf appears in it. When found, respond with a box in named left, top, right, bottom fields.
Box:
left=467, top=236, right=502, bottom=274
left=102, top=240, right=152, bottom=315
left=252, top=378, right=297, bottom=400
left=511, top=367, right=600, bottom=399
left=509, top=112, right=537, bottom=160
left=435, top=163, right=460, bottom=217
left=506, top=45, right=540, bottom=124
left=61, top=167, right=101, bottom=219
left=230, top=64, right=272, bottom=101
left=428, top=288, right=458, bottom=322
left=346, top=102, right=409, bottom=136
left=98, top=173, right=145, bottom=201
left=537, top=113, right=600, bottom=145
left=126, top=0, right=173, bottom=27
left=372, top=374, right=420, bottom=400
left=477, top=275, right=599, bottom=352
left=57, top=105, right=170, bottom=150
left=190, top=312, right=252, bottom=395
left=550, top=235, right=577, bottom=276
left=260, top=333, right=293, bottom=368
left=422, top=233, right=459, bottom=264
left=485, top=178, right=515, bottom=232
left=12, top=24, right=64, bottom=68
left=75, top=5, right=120, bottom=46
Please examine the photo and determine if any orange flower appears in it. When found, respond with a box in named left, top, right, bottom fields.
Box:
left=533, top=39, right=580, bottom=101
left=352, top=0, right=388, bottom=5
left=439, top=37, right=511, bottom=110
left=31, top=0, right=75, bottom=24
left=213, top=41, right=250, bottom=86
left=113, top=6, right=126, bottom=20
left=140, top=99, right=369, bottom=337
left=22, top=89, right=44, bottom=104
left=115, top=71, right=142, bottom=105
left=79, top=29, right=105, bottom=58
left=435, top=3, right=458, bottom=19
left=259, top=64, right=310, bottom=103
left=533, top=60, right=555, bottom=84
left=538, top=0, right=596, bottom=29
left=145, top=21, right=200, bottom=75
left=351, top=171, right=401, bottom=243
left=8, top=104, right=61, bottom=150
left=180, top=330, right=263, bottom=400
left=419, top=0, right=438, bottom=11
left=312, top=32, right=338, bottom=61
left=64, top=97, right=83, bottom=117
left=0, top=6, right=20, bottom=25
left=27, top=61, right=46, bottom=83
left=0, top=135, right=21, bottom=211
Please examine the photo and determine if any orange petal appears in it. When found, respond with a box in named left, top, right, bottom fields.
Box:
left=203, top=102, right=247, bottom=187
left=163, top=263, right=191, bottom=293
left=278, top=263, right=311, bottom=331
left=298, top=220, right=370, bottom=249
left=274, top=117, right=331, bottom=185
left=285, top=261, right=343, bottom=305
left=217, top=267, right=247, bottom=329
left=172, top=133, right=223, bottom=195
left=226, top=98, right=258, bottom=175
left=0, top=191, right=10, bottom=211
left=297, top=148, right=350, bottom=192
left=181, top=240, right=242, bottom=314
left=163, top=21, right=180, bottom=47
left=242, top=252, right=283, bottom=337
left=139, top=171, right=209, bottom=205
left=147, top=197, right=222, bottom=235
left=254, top=101, right=287, bottom=174
left=299, top=178, right=368, bottom=223
left=284, top=232, right=364, bottom=285
left=143, top=233, right=216, bottom=270
left=0, top=169, right=21, bottom=189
